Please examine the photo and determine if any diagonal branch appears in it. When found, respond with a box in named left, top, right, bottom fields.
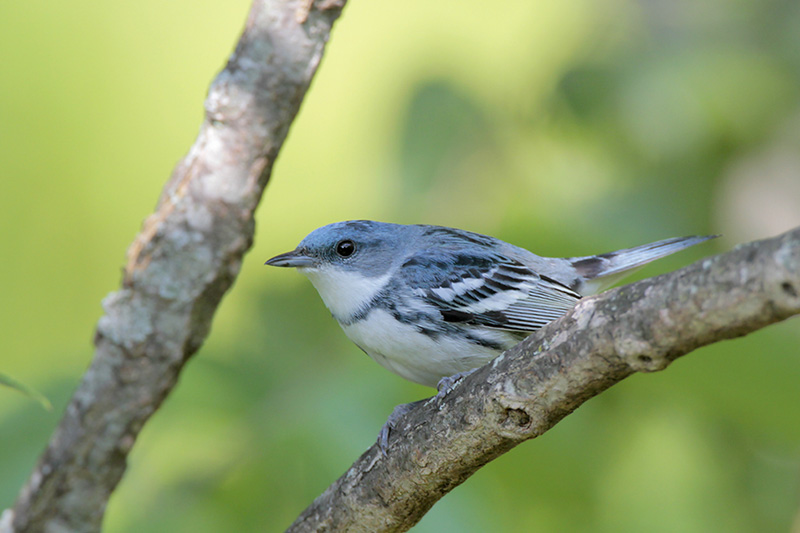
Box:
left=1, top=1, right=346, bottom=532
left=288, top=226, right=800, bottom=533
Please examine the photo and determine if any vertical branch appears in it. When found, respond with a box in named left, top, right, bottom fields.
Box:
left=2, top=1, right=346, bottom=532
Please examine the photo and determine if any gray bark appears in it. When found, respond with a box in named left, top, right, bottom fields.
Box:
left=1, top=0, right=346, bottom=531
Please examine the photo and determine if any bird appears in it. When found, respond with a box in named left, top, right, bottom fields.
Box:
left=265, top=220, right=715, bottom=389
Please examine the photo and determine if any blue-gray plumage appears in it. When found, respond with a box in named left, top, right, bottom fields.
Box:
left=266, top=220, right=715, bottom=388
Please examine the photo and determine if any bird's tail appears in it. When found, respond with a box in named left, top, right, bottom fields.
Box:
left=570, top=235, right=718, bottom=295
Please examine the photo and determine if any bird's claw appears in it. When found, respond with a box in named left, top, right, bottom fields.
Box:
left=377, top=399, right=425, bottom=455
left=377, top=369, right=479, bottom=456
left=436, top=368, right=478, bottom=398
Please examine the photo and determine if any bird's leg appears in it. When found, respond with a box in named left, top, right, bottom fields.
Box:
left=378, top=399, right=426, bottom=455
left=436, top=368, right=478, bottom=397
left=377, top=369, right=479, bottom=455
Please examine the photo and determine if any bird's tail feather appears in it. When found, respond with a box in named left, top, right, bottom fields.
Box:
left=571, top=235, right=718, bottom=295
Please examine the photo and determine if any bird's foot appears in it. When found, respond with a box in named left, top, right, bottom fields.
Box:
left=377, top=369, right=479, bottom=455
left=435, top=368, right=478, bottom=398
left=377, top=399, right=426, bottom=455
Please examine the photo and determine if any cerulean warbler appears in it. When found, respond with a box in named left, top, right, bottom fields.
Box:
left=266, top=220, right=714, bottom=388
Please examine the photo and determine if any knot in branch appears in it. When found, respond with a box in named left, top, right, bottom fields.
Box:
left=614, top=336, right=669, bottom=372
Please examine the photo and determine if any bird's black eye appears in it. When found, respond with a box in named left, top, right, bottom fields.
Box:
left=335, top=239, right=356, bottom=257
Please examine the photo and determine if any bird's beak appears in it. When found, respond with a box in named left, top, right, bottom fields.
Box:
left=264, top=249, right=316, bottom=268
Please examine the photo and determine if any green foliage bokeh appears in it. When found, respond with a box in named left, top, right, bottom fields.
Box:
left=1, top=0, right=799, bottom=531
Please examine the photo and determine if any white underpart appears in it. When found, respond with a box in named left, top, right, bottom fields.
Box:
left=300, top=264, right=520, bottom=388
left=341, top=308, right=514, bottom=387
left=300, top=266, right=392, bottom=320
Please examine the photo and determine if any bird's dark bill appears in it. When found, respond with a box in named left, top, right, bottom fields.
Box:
left=264, top=250, right=315, bottom=268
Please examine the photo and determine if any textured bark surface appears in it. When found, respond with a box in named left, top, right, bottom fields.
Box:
left=287, top=227, right=800, bottom=533
left=1, top=1, right=346, bottom=532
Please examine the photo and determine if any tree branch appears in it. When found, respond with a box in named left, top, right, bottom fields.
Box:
left=4, top=0, right=797, bottom=530
left=1, top=1, right=346, bottom=532
left=288, top=226, right=800, bottom=532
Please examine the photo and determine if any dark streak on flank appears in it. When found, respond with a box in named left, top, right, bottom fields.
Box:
left=464, top=334, right=507, bottom=351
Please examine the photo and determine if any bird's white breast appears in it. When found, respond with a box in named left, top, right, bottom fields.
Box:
left=300, top=266, right=392, bottom=320
left=340, top=308, right=511, bottom=387
left=299, top=264, right=519, bottom=388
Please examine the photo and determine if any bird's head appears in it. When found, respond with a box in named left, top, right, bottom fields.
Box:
left=265, top=220, right=412, bottom=318
left=265, top=220, right=412, bottom=274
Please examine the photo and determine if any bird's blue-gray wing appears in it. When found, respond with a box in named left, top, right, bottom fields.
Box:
left=399, top=249, right=581, bottom=332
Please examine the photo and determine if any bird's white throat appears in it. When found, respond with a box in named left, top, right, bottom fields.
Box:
left=300, top=266, right=392, bottom=320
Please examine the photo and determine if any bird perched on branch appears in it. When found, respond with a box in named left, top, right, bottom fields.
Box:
left=266, top=220, right=714, bottom=389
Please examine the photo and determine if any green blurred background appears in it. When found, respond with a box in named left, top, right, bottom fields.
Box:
left=2, top=0, right=800, bottom=531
